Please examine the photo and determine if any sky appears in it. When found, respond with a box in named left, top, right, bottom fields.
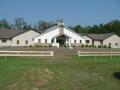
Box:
left=0, top=0, right=120, bottom=26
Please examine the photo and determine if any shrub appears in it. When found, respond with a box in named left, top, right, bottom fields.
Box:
left=103, top=45, right=107, bottom=48
left=34, top=45, right=39, bottom=48
left=29, top=45, right=33, bottom=48
left=88, top=45, right=92, bottom=47
left=98, top=45, right=102, bottom=48
left=92, top=45, right=96, bottom=48
left=113, top=72, right=120, bottom=80
left=81, top=44, right=84, bottom=47
left=49, top=44, right=52, bottom=47
left=34, top=45, right=42, bottom=48
left=85, top=44, right=88, bottom=47
left=108, top=43, right=111, bottom=48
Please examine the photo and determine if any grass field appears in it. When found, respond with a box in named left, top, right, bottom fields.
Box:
left=0, top=56, right=120, bottom=90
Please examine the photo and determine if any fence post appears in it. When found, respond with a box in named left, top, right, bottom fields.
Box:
left=110, top=51, right=112, bottom=59
left=94, top=54, right=96, bottom=59
left=77, top=51, right=80, bottom=60
left=29, top=56, right=31, bottom=64
left=51, top=51, right=54, bottom=60
left=5, top=56, right=7, bottom=64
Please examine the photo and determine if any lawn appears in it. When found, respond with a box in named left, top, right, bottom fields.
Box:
left=0, top=56, right=120, bottom=90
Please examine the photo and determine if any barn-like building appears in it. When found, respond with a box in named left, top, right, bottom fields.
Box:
left=0, top=20, right=120, bottom=48
left=34, top=20, right=85, bottom=47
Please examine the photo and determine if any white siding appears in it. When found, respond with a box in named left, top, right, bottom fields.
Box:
left=34, top=27, right=85, bottom=45
left=103, top=35, right=120, bottom=48
left=94, top=40, right=101, bottom=46
left=34, top=28, right=59, bottom=43
left=83, top=36, right=92, bottom=45
left=12, top=30, right=40, bottom=46
left=0, top=39, right=12, bottom=46
left=64, top=28, right=85, bottom=44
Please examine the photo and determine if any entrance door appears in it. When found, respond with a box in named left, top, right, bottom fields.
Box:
left=56, top=35, right=67, bottom=47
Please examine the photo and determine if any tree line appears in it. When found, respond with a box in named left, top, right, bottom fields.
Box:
left=0, top=18, right=120, bottom=36
left=69, top=20, right=120, bottom=36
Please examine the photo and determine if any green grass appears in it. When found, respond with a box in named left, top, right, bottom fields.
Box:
left=0, top=56, right=120, bottom=90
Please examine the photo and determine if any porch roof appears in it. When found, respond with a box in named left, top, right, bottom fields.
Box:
left=52, top=33, right=71, bottom=39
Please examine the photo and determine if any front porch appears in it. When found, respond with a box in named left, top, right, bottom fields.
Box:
left=52, top=34, right=71, bottom=47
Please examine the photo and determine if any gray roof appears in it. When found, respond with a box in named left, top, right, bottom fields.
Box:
left=0, top=29, right=41, bottom=39
left=86, top=33, right=115, bottom=40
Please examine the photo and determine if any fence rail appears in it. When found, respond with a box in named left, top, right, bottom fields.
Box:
left=77, top=51, right=120, bottom=59
left=0, top=51, right=54, bottom=57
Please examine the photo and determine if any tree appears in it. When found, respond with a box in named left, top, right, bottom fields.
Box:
left=23, top=24, right=32, bottom=30
left=15, top=18, right=26, bottom=30
left=73, top=25, right=82, bottom=33
left=37, top=20, right=55, bottom=31
left=0, top=19, right=11, bottom=29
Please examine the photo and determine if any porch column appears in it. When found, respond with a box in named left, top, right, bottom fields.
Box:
left=54, top=38, right=56, bottom=43
left=68, top=39, right=71, bottom=47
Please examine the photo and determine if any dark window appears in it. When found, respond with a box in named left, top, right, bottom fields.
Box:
left=80, top=40, right=82, bottom=43
left=32, top=38, right=34, bottom=41
left=38, top=39, right=41, bottom=43
left=51, top=39, right=54, bottom=43
left=17, top=40, right=19, bottom=45
left=115, top=43, right=118, bottom=46
left=45, top=39, right=47, bottom=43
left=86, top=40, right=89, bottom=44
left=25, top=40, right=28, bottom=45
left=74, top=40, right=76, bottom=44
left=2, top=40, right=7, bottom=43
left=109, top=43, right=111, bottom=46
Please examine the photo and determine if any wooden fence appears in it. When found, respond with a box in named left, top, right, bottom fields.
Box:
left=77, top=51, right=120, bottom=59
left=0, top=51, right=54, bottom=62
left=0, top=51, right=54, bottom=56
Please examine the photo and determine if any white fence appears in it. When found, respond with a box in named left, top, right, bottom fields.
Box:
left=0, top=50, right=54, bottom=63
left=0, top=51, right=54, bottom=57
left=77, top=51, right=120, bottom=59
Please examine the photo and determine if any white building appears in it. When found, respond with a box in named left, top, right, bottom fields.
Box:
left=83, top=33, right=120, bottom=48
left=0, top=20, right=120, bottom=48
left=0, top=29, right=41, bottom=47
left=34, top=20, right=85, bottom=47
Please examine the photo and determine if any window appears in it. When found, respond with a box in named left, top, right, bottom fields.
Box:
left=32, top=38, right=34, bottom=41
left=115, top=43, right=118, bottom=46
left=74, top=40, right=76, bottom=44
left=80, top=40, right=82, bottom=43
left=25, top=40, right=28, bottom=45
left=109, top=43, right=111, bottom=46
left=86, top=40, right=89, bottom=44
left=2, top=40, right=7, bottom=43
left=108, top=43, right=111, bottom=48
left=51, top=39, right=54, bottom=43
left=17, top=40, right=19, bottom=45
left=45, top=39, right=47, bottom=43
left=38, top=39, right=41, bottom=43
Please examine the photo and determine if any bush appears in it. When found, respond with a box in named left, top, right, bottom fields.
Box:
left=81, top=44, right=84, bottom=47
left=34, top=45, right=39, bottom=48
left=49, top=44, right=52, bottom=47
left=24, top=46, right=27, bottom=48
left=88, top=45, right=92, bottom=47
left=113, top=72, right=120, bottom=80
left=34, top=45, right=42, bottom=48
left=108, top=46, right=111, bottom=48
left=85, top=44, right=88, bottom=47
left=103, top=45, right=107, bottom=48
left=29, top=45, right=33, bottom=48
left=98, top=45, right=102, bottom=48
